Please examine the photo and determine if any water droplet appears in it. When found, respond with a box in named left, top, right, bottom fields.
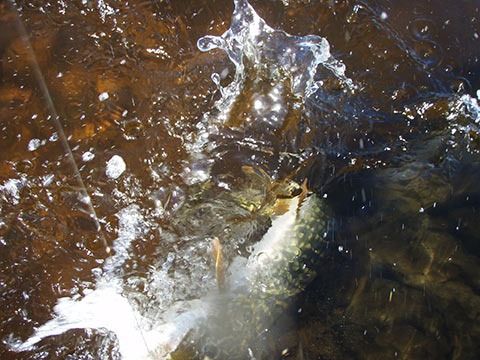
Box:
left=106, top=155, right=126, bottom=179
left=197, top=35, right=224, bottom=52
left=27, top=138, right=41, bottom=151
left=82, top=151, right=95, bottom=162
left=98, top=92, right=109, bottom=101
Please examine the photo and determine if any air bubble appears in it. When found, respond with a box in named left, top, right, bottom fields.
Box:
left=197, top=35, right=224, bottom=52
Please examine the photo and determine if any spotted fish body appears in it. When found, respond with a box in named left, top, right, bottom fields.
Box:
left=172, top=193, right=329, bottom=359
left=245, top=193, right=328, bottom=298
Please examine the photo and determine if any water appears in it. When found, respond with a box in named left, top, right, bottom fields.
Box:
left=1, top=0, right=480, bottom=359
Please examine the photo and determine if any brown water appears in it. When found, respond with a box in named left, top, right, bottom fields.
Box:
left=1, top=0, right=480, bottom=359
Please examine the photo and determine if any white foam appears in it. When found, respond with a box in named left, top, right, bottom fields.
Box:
left=96, top=0, right=115, bottom=23
left=103, top=204, right=145, bottom=276
left=11, top=205, right=164, bottom=359
left=0, top=178, right=27, bottom=205
left=459, top=94, right=480, bottom=124
left=13, top=279, right=149, bottom=359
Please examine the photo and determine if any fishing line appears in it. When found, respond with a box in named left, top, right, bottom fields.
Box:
left=7, top=1, right=155, bottom=355
left=8, top=0, right=110, bottom=254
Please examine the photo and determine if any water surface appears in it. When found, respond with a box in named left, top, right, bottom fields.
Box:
left=1, top=0, right=480, bottom=359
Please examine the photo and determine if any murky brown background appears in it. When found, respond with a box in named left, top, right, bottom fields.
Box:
left=1, top=0, right=480, bottom=359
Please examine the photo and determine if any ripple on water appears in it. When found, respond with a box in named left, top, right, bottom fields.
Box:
left=411, top=38, right=444, bottom=70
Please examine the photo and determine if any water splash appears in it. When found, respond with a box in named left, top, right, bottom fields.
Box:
left=8, top=205, right=152, bottom=358
left=454, top=94, right=480, bottom=125
left=102, top=204, right=146, bottom=277
left=197, top=0, right=352, bottom=116
left=0, top=177, right=27, bottom=205
left=400, top=92, right=480, bottom=154
left=184, top=0, right=353, bottom=184
left=446, top=94, right=480, bottom=152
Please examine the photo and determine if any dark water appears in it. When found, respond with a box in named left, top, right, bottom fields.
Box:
left=1, top=0, right=480, bottom=359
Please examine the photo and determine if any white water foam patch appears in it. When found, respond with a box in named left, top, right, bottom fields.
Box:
left=11, top=279, right=148, bottom=359
left=10, top=277, right=210, bottom=360
left=456, top=94, right=480, bottom=124
left=102, top=204, right=145, bottom=276
left=402, top=93, right=480, bottom=153
left=106, top=155, right=126, bottom=180
left=446, top=94, right=480, bottom=152
left=0, top=177, right=27, bottom=205
left=96, top=0, right=116, bottom=23
left=9, top=205, right=164, bottom=359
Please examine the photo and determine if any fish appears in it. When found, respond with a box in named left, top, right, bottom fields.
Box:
left=151, top=188, right=329, bottom=359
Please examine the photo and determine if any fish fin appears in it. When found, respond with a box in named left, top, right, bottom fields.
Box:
left=241, top=165, right=271, bottom=187
left=212, top=237, right=226, bottom=291
left=296, top=179, right=310, bottom=217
